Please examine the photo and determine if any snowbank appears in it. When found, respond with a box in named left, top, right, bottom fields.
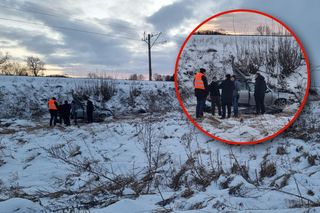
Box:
left=0, top=198, right=43, bottom=212
left=0, top=76, right=178, bottom=119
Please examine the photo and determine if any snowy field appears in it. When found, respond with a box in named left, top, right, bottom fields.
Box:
left=1, top=76, right=320, bottom=212
left=0, top=76, right=177, bottom=119
left=177, top=35, right=308, bottom=143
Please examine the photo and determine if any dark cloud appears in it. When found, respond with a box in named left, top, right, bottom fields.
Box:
left=146, top=0, right=194, bottom=32
left=96, top=18, right=140, bottom=38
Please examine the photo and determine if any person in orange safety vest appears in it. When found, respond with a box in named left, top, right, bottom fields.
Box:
left=194, top=68, right=208, bottom=119
left=48, top=97, right=59, bottom=126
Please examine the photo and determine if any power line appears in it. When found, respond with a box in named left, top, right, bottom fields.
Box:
left=0, top=3, right=141, bottom=36
left=142, top=32, right=167, bottom=81
left=0, top=3, right=61, bottom=18
left=0, top=17, right=141, bottom=41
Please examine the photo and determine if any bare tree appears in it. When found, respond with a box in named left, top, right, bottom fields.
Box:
left=137, top=74, right=144, bottom=80
left=26, top=56, right=45, bottom=77
left=129, top=74, right=145, bottom=81
left=129, top=73, right=138, bottom=80
left=0, top=51, right=8, bottom=64
left=256, top=25, right=272, bottom=36
left=87, top=72, right=98, bottom=79
left=0, top=51, right=9, bottom=75
left=2, top=62, right=28, bottom=76
left=153, top=73, right=163, bottom=81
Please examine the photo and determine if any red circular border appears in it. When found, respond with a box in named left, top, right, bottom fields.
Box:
left=174, top=9, right=311, bottom=145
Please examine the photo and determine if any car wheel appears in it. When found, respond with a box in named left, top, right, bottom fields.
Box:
left=98, top=113, right=107, bottom=121
left=274, top=98, right=287, bottom=108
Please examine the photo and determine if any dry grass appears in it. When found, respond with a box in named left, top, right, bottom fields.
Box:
left=260, top=161, right=277, bottom=179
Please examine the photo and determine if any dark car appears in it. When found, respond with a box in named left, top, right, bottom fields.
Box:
left=72, top=98, right=108, bottom=122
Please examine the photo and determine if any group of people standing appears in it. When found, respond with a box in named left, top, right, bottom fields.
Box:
left=47, top=97, right=94, bottom=127
left=194, top=68, right=267, bottom=120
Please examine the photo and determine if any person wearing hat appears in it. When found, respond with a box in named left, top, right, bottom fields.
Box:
left=231, top=75, right=240, bottom=117
left=254, top=72, right=267, bottom=114
left=219, top=74, right=235, bottom=119
left=208, top=76, right=221, bottom=116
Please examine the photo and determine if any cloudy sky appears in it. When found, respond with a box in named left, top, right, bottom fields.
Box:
left=0, top=0, right=319, bottom=83
left=197, top=12, right=282, bottom=35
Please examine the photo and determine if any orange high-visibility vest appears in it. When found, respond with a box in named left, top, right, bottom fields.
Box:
left=194, top=72, right=205, bottom=90
left=48, top=99, right=58, bottom=110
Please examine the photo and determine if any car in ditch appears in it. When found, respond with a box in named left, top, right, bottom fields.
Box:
left=238, top=81, right=296, bottom=108
left=208, top=80, right=296, bottom=109
left=71, top=98, right=109, bottom=122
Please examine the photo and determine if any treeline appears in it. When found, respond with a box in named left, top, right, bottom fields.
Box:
left=0, top=51, right=45, bottom=76
left=87, top=72, right=174, bottom=81
left=128, top=73, right=174, bottom=81
left=194, top=30, right=228, bottom=35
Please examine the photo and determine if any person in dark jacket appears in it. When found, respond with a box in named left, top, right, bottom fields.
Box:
left=208, top=76, right=221, bottom=116
left=86, top=99, right=94, bottom=123
left=194, top=68, right=208, bottom=119
left=57, top=100, right=63, bottom=124
left=71, top=100, right=78, bottom=125
left=219, top=74, right=235, bottom=119
left=231, top=75, right=240, bottom=117
left=61, top=100, right=72, bottom=126
left=254, top=73, right=267, bottom=114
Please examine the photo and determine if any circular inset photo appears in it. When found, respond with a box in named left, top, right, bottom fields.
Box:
left=175, top=10, right=310, bottom=145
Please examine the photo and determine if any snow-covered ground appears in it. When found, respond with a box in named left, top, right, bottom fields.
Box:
left=0, top=76, right=177, bottom=119
left=190, top=108, right=293, bottom=142
left=0, top=76, right=320, bottom=212
left=177, top=35, right=308, bottom=143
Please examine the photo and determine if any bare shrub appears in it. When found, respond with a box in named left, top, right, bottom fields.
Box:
left=74, top=79, right=116, bottom=102
left=265, top=43, right=278, bottom=77
left=276, top=146, right=287, bottom=155
left=170, top=133, right=225, bottom=191
left=178, top=85, right=193, bottom=103
left=128, top=85, right=141, bottom=107
left=270, top=173, right=291, bottom=189
left=170, top=157, right=194, bottom=191
left=99, top=79, right=116, bottom=101
left=259, top=161, right=277, bottom=179
left=230, top=163, right=249, bottom=180
left=307, top=155, right=317, bottom=166
left=234, top=37, right=265, bottom=75
left=220, top=176, right=233, bottom=189
left=228, top=183, right=244, bottom=196
left=278, top=36, right=302, bottom=77
left=142, top=89, right=173, bottom=113
left=40, top=141, right=146, bottom=210
left=181, top=187, right=194, bottom=198
left=136, top=116, right=168, bottom=193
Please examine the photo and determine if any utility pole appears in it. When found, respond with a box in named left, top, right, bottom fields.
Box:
left=142, top=32, right=164, bottom=81
left=147, top=34, right=152, bottom=81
